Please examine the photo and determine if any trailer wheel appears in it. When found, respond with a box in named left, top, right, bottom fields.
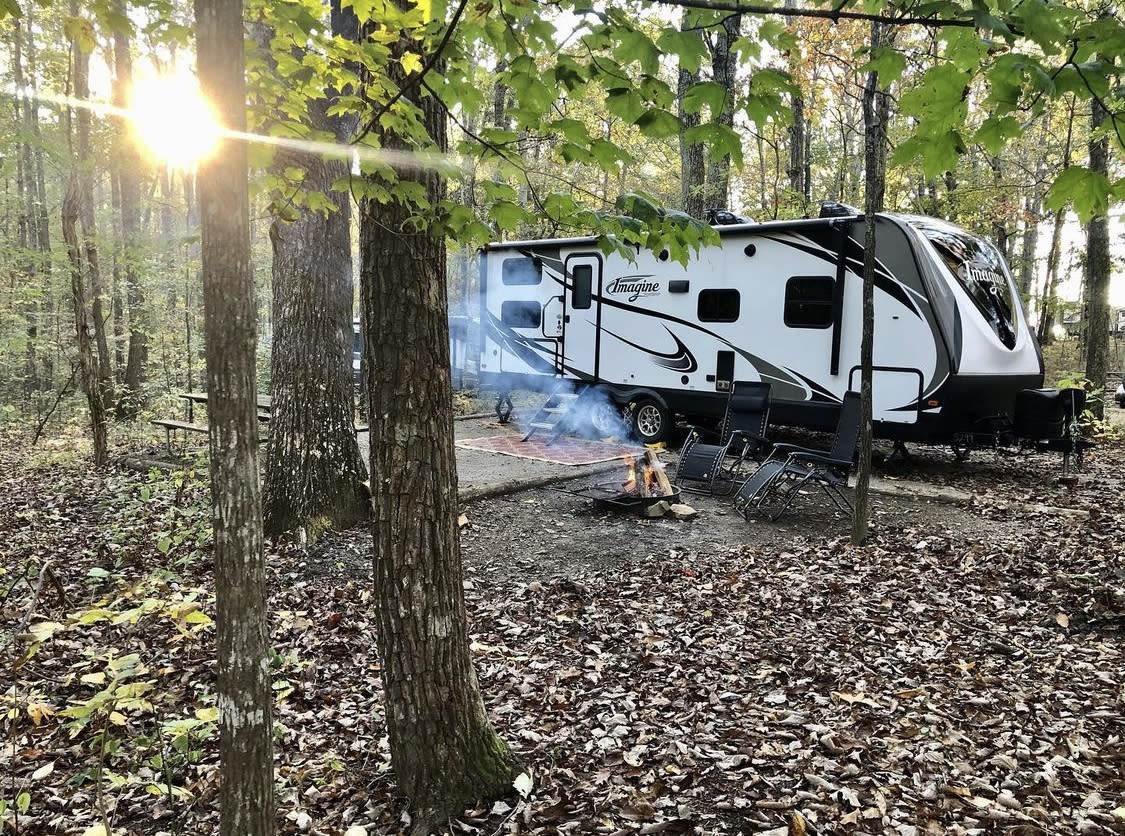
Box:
left=588, top=400, right=628, bottom=439
left=631, top=399, right=672, bottom=444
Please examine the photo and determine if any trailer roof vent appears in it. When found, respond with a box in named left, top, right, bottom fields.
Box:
left=819, top=201, right=860, bottom=218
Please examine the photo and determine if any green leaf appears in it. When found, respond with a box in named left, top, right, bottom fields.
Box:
left=891, top=131, right=966, bottom=178
left=681, top=82, right=729, bottom=116
left=489, top=201, right=526, bottom=231
left=633, top=108, right=681, bottom=139
left=974, top=116, right=1022, bottom=155
left=862, top=47, right=907, bottom=85
left=1044, top=167, right=1113, bottom=221
left=605, top=89, right=645, bottom=123
left=16, top=792, right=30, bottom=814
left=614, top=29, right=661, bottom=75
left=655, top=29, right=708, bottom=73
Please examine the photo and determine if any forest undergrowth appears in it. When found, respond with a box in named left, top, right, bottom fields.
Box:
left=1, top=425, right=1122, bottom=835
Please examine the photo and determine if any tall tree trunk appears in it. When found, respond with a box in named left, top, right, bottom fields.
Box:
left=29, top=5, right=53, bottom=392
left=110, top=172, right=126, bottom=376
left=704, top=12, right=740, bottom=211
left=194, top=0, right=275, bottom=832
left=852, top=21, right=889, bottom=546
left=1083, top=95, right=1110, bottom=420
left=1037, top=208, right=1066, bottom=344
left=1017, top=192, right=1040, bottom=301
left=359, top=33, right=519, bottom=824
left=677, top=11, right=705, bottom=219
left=72, top=4, right=114, bottom=409
left=13, top=20, right=39, bottom=399
left=1037, top=99, right=1075, bottom=346
left=113, top=4, right=148, bottom=418
left=62, top=180, right=109, bottom=466
left=784, top=0, right=808, bottom=209
left=262, top=21, right=368, bottom=536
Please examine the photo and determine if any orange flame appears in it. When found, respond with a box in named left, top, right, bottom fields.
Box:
left=622, top=454, right=637, bottom=493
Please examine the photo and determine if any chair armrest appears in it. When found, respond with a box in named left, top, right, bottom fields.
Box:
left=684, top=424, right=722, bottom=443
left=784, top=450, right=851, bottom=471
left=770, top=442, right=816, bottom=457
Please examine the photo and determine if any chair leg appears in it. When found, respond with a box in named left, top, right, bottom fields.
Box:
left=757, top=470, right=813, bottom=521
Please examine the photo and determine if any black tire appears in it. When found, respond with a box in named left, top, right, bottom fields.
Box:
left=587, top=400, right=628, bottom=439
left=631, top=398, right=672, bottom=444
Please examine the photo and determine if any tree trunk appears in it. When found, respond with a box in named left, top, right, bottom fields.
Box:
left=1017, top=193, right=1039, bottom=301
left=359, top=40, right=519, bottom=824
left=1083, top=95, right=1110, bottom=420
left=71, top=4, right=115, bottom=410
left=703, top=12, right=740, bottom=211
left=852, top=21, right=889, bottom=547
left=194, top=0, right=275, bottom=832
left=263, top=104, right=368, bottom=536
left=113, top=3, right=148, bottom=419
left=677, top=11, right=705, bottom=219
left=784, top=0, right=808, bottom=209
left=12, top=20, right=40, bottom=399
left=1037, top=208, right=1066, bottom=344
left=62, top=178, right=109, bottom=466
left=1037, top=99, right=1075, bottom=346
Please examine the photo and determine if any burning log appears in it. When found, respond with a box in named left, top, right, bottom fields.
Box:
left=644, top=449, right=675, bottom=496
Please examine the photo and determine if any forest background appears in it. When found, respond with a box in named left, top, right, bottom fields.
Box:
left=1, top=0, right=1124, bottom=833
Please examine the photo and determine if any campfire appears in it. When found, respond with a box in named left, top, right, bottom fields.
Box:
left=557, top=449, right=694, bottom=518
left=621, top=450, right=674, bottom=499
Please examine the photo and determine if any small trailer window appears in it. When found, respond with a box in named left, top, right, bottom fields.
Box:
left=502, top=257, right=542, bottom=285
left=571, top=264, right=593, bottom=309
left=501, top=300, right=541, bottom=328
left=698, top=289, right=740, bottom=322
left=785, top=277, right=834, bottom=328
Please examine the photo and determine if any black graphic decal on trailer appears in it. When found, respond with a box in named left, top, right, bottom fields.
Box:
left=486, top=314, right=558, bottom=374
left=604, top=327, right=698, bottom=373
left=761, top=233, right=922, bottom=319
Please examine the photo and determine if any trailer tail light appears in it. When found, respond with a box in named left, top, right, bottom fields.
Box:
left=927, top=399, right=940, bottom=407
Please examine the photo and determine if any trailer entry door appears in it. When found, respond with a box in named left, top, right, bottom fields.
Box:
left=563, top=254, right=602, bottom=380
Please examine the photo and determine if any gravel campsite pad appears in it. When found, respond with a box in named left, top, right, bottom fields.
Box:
left=1, top=432, right=1122, bottom=835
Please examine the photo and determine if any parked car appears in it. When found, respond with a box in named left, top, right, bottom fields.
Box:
left=1114, top=381, right=1125, bottom=408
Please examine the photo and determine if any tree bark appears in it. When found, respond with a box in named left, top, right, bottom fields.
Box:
left=194, top=0, right=275, bottom=832
left=703, top=12, right=741, bottom=211
left=1083, top=95, right=1110, bottom=420
left=113, top=2, right=148, bottom=419
left=263, top=90, right=368, bottom=536
left=852, top=20, right=889, bottom=546
left=62, top=178, right=109, bottom=467
left=71, top=4, right=115, bottom=410
left=1037, top=98, right=1075, bottom=346
left=677, top=11, right=705, bottom=219
left=359, top=36, right=519, bottom=823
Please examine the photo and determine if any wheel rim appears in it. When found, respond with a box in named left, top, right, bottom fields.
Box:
left=590, top=402, right=624, bottom=436
left=635, top=404, right=664, bottom=438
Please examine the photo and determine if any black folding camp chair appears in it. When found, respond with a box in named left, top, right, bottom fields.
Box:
left=674, top=381, right=772, bottom=495
left=734, top=391, right=861, bottom=521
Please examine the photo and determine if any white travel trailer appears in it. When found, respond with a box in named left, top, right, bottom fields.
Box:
left=478, top=211, right=1045, bottom=444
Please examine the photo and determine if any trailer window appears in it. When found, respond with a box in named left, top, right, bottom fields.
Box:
left=698, top=289, right=740, bottom=322
left=785, top=277, right=834, bottom=328
left=571, top=264, right=593, bottom=310
left=500, top=301, right=541, bottom=329
left=502, top=257, right=542, bottom=286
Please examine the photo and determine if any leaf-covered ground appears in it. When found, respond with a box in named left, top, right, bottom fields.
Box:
left=1, top=429, right=1122, bottom=835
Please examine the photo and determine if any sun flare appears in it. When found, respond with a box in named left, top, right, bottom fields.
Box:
left=129, top=71, right=221, bottom=168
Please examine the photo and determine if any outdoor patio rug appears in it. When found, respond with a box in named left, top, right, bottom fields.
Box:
left=455, top=433, right=644, bottom=465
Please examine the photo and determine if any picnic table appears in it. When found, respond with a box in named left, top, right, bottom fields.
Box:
left=152, top=392, right=272, bottom=454
left=180, top=391, right=272, bottom=421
